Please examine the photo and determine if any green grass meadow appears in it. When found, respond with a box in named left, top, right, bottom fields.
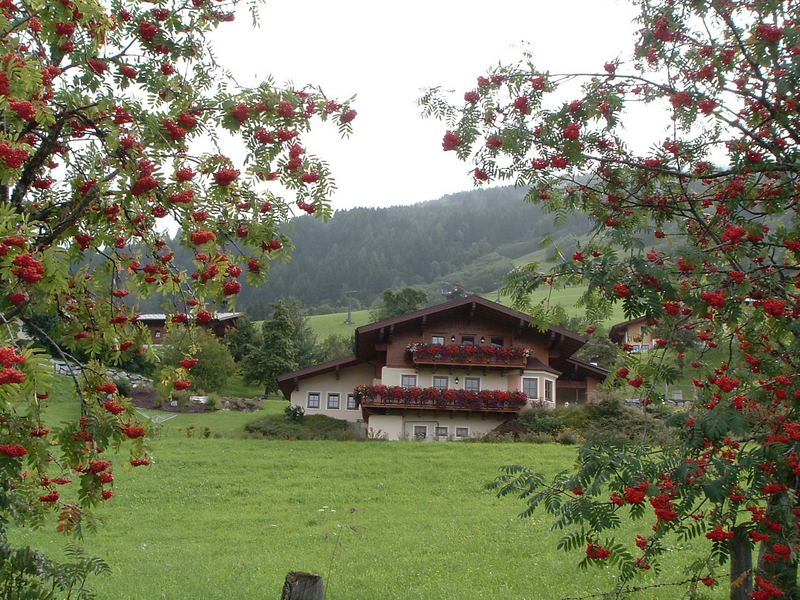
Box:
left=10, top=389, right=726, bottom=600
left=306, top=309, right=372, bottom=339
left=11, top=439, right=725, bottom=600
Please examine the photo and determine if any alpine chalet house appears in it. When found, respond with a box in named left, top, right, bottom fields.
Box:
left=608, top=316, right=653, bottom=353
left=137, top=312, right=243, bottom=344
left=277, top=296, right=607, bottom=440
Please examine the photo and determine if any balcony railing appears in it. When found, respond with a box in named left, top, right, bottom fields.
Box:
left=354, top=385, right=527, bottom=412
left=407, top=343, right=529, bottom=368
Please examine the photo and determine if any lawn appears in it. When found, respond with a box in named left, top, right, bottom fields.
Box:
left=14, top=378, right=728, bottom=600
left=11, top=387, right=725, bottom=600
left=307, top=309, right=372, bottom=339
left=9, top=439, right=725, bottom=600
left=40, top=375, right=288, bottom=437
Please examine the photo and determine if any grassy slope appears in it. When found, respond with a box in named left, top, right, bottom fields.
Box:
left=306, top=309, right=372, bottom=339
left=14, top=380, right=724, bottom=599
left=10, top=438, right=723, bottom=600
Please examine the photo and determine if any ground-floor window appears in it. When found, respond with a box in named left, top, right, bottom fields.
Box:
left=346, top=394, right=357, bottom=410
left=413, top=425, right=427, bottom=440
left=522, top=377, right=539, bottom=400
left=455, top=427, right=469, bottom=438
left=435, top=426, right=448, bottom=439
left=545, top=380, right=554, bottom=403
left=307, top=392, right=320, bottom=409
left=327, top=393, right=340, bottom=409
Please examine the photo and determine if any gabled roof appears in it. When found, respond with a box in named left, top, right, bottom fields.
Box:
left=136, top=312, right=243, bottom=323
left=276, top=296, right=595, bottom=396
left=355, top=295, right=586, bottom=360
left=608, top=316, right=648, bottom=344
left=565, top=357, right=609, bottom=380
left=276, top=356, right=363, bottom=399
left=525, top=356, right=561, bottom=376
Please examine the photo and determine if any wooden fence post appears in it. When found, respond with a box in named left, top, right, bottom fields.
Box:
left=281, top=571, right=324, bottom=600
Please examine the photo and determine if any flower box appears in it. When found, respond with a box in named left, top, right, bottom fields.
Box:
left=354, top=384, right=527, bottom=412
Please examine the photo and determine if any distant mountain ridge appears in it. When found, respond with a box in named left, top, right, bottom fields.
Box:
left=242, top=186, right=592, bottom=316
left=137, top=186, right=592, bottom=318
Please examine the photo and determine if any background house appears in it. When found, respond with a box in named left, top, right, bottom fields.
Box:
left=608, top=316, right=653, bottom=353
left=277, top=296, right=607, bottom=440
left=137, top=312, right=243, bottom=344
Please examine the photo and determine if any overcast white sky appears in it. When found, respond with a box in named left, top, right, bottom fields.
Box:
left=212, top=0, right=640, bottom=213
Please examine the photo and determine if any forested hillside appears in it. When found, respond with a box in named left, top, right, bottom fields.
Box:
left=137, top=186, right=592, bottom=318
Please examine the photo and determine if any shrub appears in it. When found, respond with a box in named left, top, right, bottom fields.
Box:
left=519, top=405, right=563, bottom=435
left=556, top=429, right=582, bottom=445
left=483, top=399, right=673, bottom=444
left=244, top=414, right=361, bottom=441
left=160, top=329, right=236, bottom=393
left=112, top=378, right=133, bottom=398
left=284, top=404, right=305, bottom=423
left=559, top=399, right=668, bottom=445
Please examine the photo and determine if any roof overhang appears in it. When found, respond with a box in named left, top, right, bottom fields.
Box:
left=276, top=356, right=363, bottom=399
left=354, top=295, right=586, bottom=360
left=608, top=316, right=647, bottom=344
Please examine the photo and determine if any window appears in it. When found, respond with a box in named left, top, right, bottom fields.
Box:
left=327, top=393, right=340, bottom=409
left=400, top=374, right=417, bottom=388
left=346, top=394, right=357, bottom=410
left=431, top=335, right=445, bottom=345
left=490, top=336, right=504, bottom=347
left=632, top=344, right=641, bottom=353
left=154, top=330, right=162, bottom=339
left=461, top=335, right=475, bottom=345
left=455, top=427, right=469, bottom=438
left=522, top=377, right=539, bottom=399
left=464, top=377, right=480, bottom=392
left=435, top=426, right=449, bottom=439
left=432, top=376, right=448, bottom=390
left=307, top=392, right=320, bottom=409
left=413, top=425, right=427, bottom=440
left=641, top=344, right=650, bottom=352
left=545, top=380, right=553, bottom=403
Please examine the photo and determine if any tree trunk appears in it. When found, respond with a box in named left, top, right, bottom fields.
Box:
left=754, top=493, right=800, bottom=600
left=729, top=525, right=752, bottom=600
left=281, top=571, right=324, bottom=600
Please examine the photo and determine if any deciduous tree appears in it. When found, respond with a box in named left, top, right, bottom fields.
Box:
left=370, top=287, right=428, bottom=321
left=160, top=328, right=235, bottom=394
left=423, top=0, right=800, bottom=597
left=0, top=0, right=352, bottom=594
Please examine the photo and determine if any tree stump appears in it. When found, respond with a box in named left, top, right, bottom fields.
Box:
left=281, top=571, right=324, bottom=600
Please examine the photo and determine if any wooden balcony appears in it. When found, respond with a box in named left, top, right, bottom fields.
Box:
left=407, top=343, right=529, bottom=369
left=355, top=385, right=527, bottom=413
left=411, top=353, right=527, bottom=368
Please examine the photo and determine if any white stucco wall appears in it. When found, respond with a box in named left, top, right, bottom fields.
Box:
left=371, top=411, right=507, bottom=441
left=288, top=362, right=374, bottom=423
left=366, top=414, right=403, bottom=440
left=381, top=367, right=516, bottom=390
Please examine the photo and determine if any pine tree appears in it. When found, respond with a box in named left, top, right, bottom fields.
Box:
left=243, top=301, right=298, bottom=396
